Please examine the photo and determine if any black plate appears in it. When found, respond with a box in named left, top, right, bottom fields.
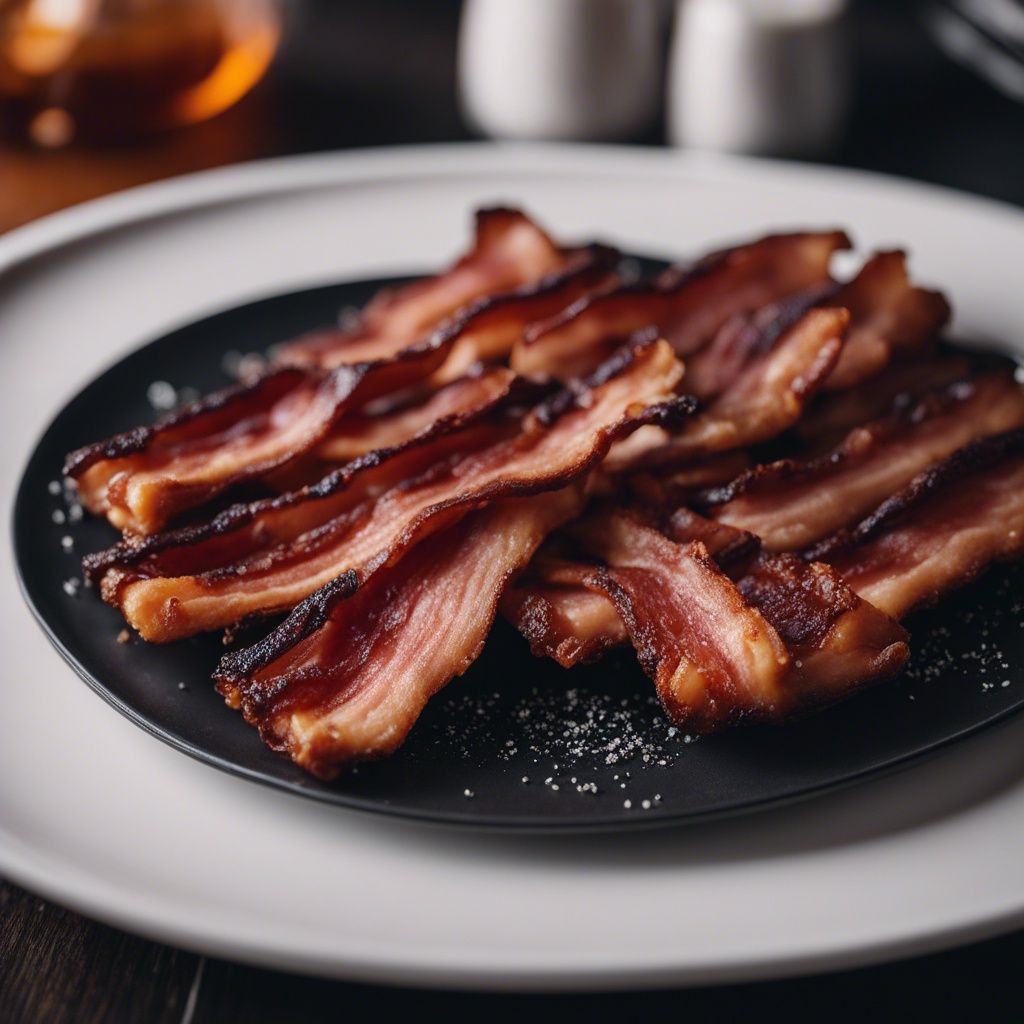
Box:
left=13, top=270, right=1024, bottom=831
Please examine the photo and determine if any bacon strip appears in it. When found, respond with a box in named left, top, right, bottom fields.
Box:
left=793, top=349, right=981, bottom=452
left=424, top=246, right=619, bottom=386
left=611, top=307, right=848, bottom=472
left=83, top=412, right=513, bottom=587
left=664, top=250, right=946, bottom=408
left=730, top=552, right=909, bottom=714
left=65, top=345, right=455, bottom=535
left=66, top=235, right=620, bottom=536
left=500, top=505, right=758, bottom=670
left=315, top=367, right=519, bottom=463
left=706, top=373, right=1024, bottom=551
left=98, top=339, right=690, bottom=642
left=683, top=285, right=833, bottom=400
left=823, top=251, right=950, bottom=391
left=500, top=549, right=628, bottom=668
left=215, top=490, right=583, bottom=778
left=276, top=208, right=569, bottom=368
left=571, top=510, right=906, bottom=729
left=625, top=451, right=753, bottom=509
left=810, top=430, right=1024, bottom=619
left=663, top=509, right=908, bottom=715
left=570, top=512, right=791, bottom=729
left=510, top=231, right=850, bottom=380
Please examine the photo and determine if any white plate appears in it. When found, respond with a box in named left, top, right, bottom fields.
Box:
left=2, top=144, right=1024, bottom=990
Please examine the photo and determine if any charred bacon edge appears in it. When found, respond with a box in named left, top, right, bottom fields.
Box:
left=696, top=378, right=984, bottom=508
left=214, top=393, right=690, bottom=680
left=805, top=427, right=1024, bottom=562
left=63, top=366, right=316, bottom=478
left=520, top=229, right=852, bottom=350
left=66, top=244, right=619, bottom=483
left=81, top=371, right=532, bottom=580
left=212, top=338, right=693, bottom=680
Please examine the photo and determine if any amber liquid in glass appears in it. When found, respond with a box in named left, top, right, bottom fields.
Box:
left=0, top=0, right=281, bottom=146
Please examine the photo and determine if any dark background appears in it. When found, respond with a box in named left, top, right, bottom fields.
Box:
left=3, top=0, right=1023, bottom=1019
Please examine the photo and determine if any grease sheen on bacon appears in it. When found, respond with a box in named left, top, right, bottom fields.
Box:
left=811, top=430, right=1024, bottom=618
left=66, top=345, right=459, bottom=536
left=571, top=509, right=907, bottom=729
left=706, top=373, right=1024, bottom=551
left=822, top=250, right=950, bottom=391
left=510, top=230, right=850, bottom=380
left=82, top=378, right=520, bottom=586
left=100, top=338, right=690, bottom=642
left=610, top=306, right=848, bottom=473
left=215, top=491, right=583, bottom=778
left=276, top=207, right=570, bottom=368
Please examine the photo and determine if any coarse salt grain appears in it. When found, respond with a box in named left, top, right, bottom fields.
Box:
left=146, top=380, right=177, bottom=410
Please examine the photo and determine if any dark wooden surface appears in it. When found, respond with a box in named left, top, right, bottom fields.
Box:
left=3, top=2, right=1024, bottom=1019
left=4, top=879, right=1024, bottom=1023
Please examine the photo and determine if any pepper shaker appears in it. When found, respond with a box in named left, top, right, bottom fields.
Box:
left=458, top=0, right=666, bottom=142
left=667, top=0, right=849, bottom=156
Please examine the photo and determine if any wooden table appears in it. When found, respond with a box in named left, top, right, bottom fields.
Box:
left=3, top=2, right=1023, bottom=1018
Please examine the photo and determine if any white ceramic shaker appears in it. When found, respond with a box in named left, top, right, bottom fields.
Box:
left=667, top=0, right=849, bottom=155
left=458, top=0, right=667, bottom=142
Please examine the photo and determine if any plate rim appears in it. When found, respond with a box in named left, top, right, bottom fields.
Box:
left=4, top=142, right=1024, bottom=989
left=3, top=140, right=1024, bottom=277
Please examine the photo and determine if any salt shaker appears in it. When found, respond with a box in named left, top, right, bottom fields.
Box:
left=458, top=0, right=666, bottom=142
left=667, top=0, right=849, bottom=156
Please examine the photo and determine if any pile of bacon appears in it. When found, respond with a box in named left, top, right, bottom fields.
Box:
left=64, top=208, right=1024, bottom=779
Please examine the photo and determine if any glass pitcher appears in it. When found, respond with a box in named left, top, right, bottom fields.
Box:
left=0, top=0, right=283, bottom=145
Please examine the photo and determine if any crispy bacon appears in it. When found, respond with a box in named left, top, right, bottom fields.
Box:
left=315, top=367, right=519, bottom=463
left=663, top=509, right=908, bottom=714
left=62, top=209, right=1024, bottom=776
left=793, top=349, right=980, bottom=452
left=664, top=250, right=946, bottom=405
left=570, top=512, right=790, bottom=729
left=510, top=230, right=850, bottom=380
left=276, top=208, right=569, bottom=368
left=500, top=549, right=628, bottom=668
left=683, top=286, right=834, bottom=400
left=823, top=251, right=951, bottom=391
left=664, top=507, right=761, bottom=565
left=610, top=307, right=848, bottom=472
left=625, top=451, right=753, bottom=508
left=215, top=490, right=583, bottom=778
left=706, top=373, right=1024, bottom=551
left=424, top=245, right=619, bottom=386
left=571, top=509, right=906, bottom=729
left=500, top=504, right=758, bottom=670
left=97, top=339, right=690, bottom=642
left=731, top=552, right=909, bottom=713
left=66, top=236, right=619, bottom=536
left=810, top=430, right=1024, bottom=618
left=65, top=345, right=456, bottom=536
left=83, top=407, right=514, bottom=587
